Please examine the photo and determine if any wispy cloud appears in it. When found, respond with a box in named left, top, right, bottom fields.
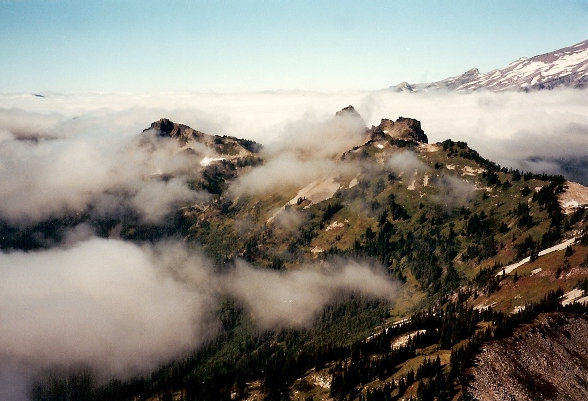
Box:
left=0, top=237, right=399, bottom=398
left=387, top=150, right=430, bottom=174
left=0, top=111, right=210, bottom=226
left=225, top=258, right=398, bottom=329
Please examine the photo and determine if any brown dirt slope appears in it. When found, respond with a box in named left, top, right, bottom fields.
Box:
left=468, top=313, right=588, bottom=401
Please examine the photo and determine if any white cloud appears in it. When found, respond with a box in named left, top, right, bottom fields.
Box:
left=1, top=89, right=586, bottom=227
left=387, top=150, right=430, bottom=174
left=0, top=113, right=207, bottom=225
left=0, top=237, right=399, bottom=398
left=431, top=174, right=477, bottom=209
left=224, top=259, right=398, bottom=329
left=0, top=238, right=218, bottom=378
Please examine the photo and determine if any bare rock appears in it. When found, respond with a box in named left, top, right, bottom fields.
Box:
left=369, top=117, right=428, bottom=143
left=468, top=313, right=588, bottom=401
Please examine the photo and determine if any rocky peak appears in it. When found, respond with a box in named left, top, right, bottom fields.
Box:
left=369, top=117, right=428, bottom=143
left=335, top=105, right=366, bottom=123
left=390, top=81, right=415, bottom=92
left=143, top=118, right=262, bottom=158
left=335, top=105, right=367, bottom=131
left=151, top=118, right=176, bottom=135
left=146, top=118, right=206, bottom=142
left=336, top=105, right=359, bottom=117
left=462, top=67, right=480, bottom=78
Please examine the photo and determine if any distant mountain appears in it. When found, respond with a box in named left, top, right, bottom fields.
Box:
left=392, top=39, right=588, bottom=92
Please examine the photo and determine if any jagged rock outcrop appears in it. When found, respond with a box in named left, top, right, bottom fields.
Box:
left=369, top=117, right=428, bottom=143
left=144, top=118, right=261, bottom=156
left=468, top=313, right=588, bottom=401
left=335, top=105, right=367, bottom=131
left=336, top=105, right=361, bottom=118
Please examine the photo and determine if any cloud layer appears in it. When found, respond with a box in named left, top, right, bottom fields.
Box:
left=0, top=113, right=210, bottom=226
left=0, top=236, right=398, bottom=398
left=0, top=238, right=217, bottom=376
left=1, top=88, right=585, bottom=194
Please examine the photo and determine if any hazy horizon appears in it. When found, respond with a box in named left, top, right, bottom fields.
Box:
left=1, top=0, right=586, bottom=92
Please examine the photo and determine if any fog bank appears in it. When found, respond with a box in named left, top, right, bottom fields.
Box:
left=0, top=237, right=398, bottom=398
left=1, top=89, right=586, bottom=185
left=226, top=259, right=398, bottom=329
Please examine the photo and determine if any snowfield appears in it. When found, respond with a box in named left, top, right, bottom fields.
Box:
left=496, top=237, right=577, bottom=277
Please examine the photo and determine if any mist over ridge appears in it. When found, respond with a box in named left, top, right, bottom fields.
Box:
left=0, top=86, right=587, bottom=400
left=1, top=88, right=587, bottom=187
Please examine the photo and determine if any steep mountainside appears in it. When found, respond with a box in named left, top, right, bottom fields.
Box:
left=391, top=39, right=588, bottom=92
left=12, top=109, right=588, bottom=401
left=469, top=313, right=588, bottom=401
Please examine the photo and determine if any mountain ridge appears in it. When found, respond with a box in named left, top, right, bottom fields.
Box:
left=391, top=39, right=588, bottom=92
left=8, top=109, right=588, bottom=401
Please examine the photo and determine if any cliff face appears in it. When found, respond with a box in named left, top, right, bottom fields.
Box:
left=368, top=117, right=428, bottom=143
left=468, top=313, right=588, bottom=401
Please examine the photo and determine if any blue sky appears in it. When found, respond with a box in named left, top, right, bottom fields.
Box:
left=0, top=0, right=586, bottom=92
